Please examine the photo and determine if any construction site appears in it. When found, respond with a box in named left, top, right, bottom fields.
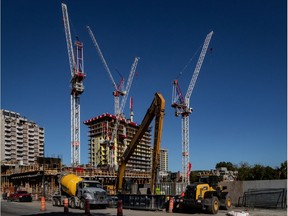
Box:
left=1, top=3, right=179, bottom=200
left=1, top=0, right=212, bottom=202
left=1, top=2, right=287, bottom=214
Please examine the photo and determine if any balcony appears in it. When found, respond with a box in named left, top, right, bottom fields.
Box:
left=4, top=151, right=11, bottom=156
left=16, top=139, right=23, bottom=144
left=4, top=127, right=11, bottom=133
left=5, top=132, right=11, bottom=137
left=5, top=146, right=11, bottom=151
left=5, top=141, right=12, bottom=146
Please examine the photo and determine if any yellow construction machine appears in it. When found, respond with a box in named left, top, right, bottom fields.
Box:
left=116, top=92, right=165, bottom=195
left=178, top=175, right=231, bottom=214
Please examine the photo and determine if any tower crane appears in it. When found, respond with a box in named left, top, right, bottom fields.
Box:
left=172, top=31, right=213, bottom=183
left=87, top=26, right=125, bottom=116
left=129, top=97, right=134, bottom=122
left=109, top=57, right=140, bottom=169
left=62, top=3, right=86, bottom=166
left=87, top=26, right=140, bottom=169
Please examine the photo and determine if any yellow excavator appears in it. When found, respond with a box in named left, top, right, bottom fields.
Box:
left=116, top=92, right=165, bottom=195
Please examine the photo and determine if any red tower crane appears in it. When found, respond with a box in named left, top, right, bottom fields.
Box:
left=62, top=3, right=85, bottom=166
left=87, top=26, right=125, bottom=116
left=87, top=26, right=140, bottom=169
left=172, top=31, right=213, bottom=183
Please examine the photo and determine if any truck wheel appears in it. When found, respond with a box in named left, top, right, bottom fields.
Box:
left=207, top=196, right=219, bottom=214
left=223, top=196, right=231, bottom=210
left=80, top=199, right=85, bottom=210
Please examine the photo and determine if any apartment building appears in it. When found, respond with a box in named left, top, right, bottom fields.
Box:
left=0, top=109, right=44, bottom=165
left=84, top=113, right=151, bottom=171
left=160, top=149, right=168, bottom=172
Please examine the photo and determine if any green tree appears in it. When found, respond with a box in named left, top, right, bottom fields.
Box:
left=252, top=164, right=265, bottom=180
left=237, top=162, right=253, bottom=180
left=215, top=161, right=237, bottom=171
left=190, top=171, right=198, bottom=183
left=263, top=166, right=279, bottom=180
left=279, top=160, right=287, bottom=179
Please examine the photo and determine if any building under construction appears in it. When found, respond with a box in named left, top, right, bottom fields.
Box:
left=84, top=113, right=152, bottom=172
left=0, top=108, right=159, bottom=197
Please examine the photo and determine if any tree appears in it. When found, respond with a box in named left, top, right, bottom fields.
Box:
left=215, top=161, right=237, bottom=171
left=237, top=162, right=253, bottom=181
left=252, top=164, right=265, bottom=180
left=263, top=166, right=279, bottom=180
left=279, top=160, right=287, bottom=179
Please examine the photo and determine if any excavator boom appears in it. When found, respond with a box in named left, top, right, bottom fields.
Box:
left=117, top=93, right=165, bottom=194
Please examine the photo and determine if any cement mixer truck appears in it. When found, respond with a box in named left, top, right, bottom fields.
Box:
left=52, top=173, right=108, bottom=209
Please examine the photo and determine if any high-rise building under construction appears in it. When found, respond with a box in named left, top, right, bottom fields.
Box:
left=84, top=113, right=152, bottom=171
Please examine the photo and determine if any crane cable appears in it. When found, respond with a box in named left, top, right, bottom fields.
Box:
left=175, top=45, right=202, bottom=80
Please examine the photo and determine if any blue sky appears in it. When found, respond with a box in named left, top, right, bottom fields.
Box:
left=1, top=0, right=287, bottom=171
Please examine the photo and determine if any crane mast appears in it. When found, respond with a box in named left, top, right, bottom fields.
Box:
left=129, top=97, right=134, bottom=122
left=172, top=31, right=213, bottom=183
left=87, top=26, right=125, bottom=116
left=110, top=57, right=139, bottom=169
left=62, top=3, right=85, bottom=166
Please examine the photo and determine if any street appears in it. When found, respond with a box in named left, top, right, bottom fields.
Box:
left=1, top=200, right=287, bottom=216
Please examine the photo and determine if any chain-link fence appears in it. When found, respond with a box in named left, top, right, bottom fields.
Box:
left=239, top=188, right=287, bottom=209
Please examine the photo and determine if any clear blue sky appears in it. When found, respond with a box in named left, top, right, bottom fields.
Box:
left=1, top=0, right=287, bottom=171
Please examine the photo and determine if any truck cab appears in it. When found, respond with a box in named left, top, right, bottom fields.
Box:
left=72, top=180, right=107, bottom=209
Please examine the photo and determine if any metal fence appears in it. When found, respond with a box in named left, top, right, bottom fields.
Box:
left=239, top=188, right=287, bottom=209
left=155, top=182, right=188, bottom=195
left=118, top=194, right=167, bottom=210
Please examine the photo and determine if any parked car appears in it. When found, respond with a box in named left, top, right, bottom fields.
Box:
left=8, top=191, right=32, bottom=202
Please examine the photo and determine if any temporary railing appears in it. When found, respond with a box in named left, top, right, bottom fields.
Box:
left=238, top=188, right=287, bottom=209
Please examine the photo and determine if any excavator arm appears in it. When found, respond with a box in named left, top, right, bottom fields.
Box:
left=117, top=93, right=165, bottom=194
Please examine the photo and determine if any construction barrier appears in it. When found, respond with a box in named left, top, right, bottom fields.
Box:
left=85, top=199, right=90, bottom=216
left=40, top=196, right=46, bottom=211
left=63, top=198, right=69, bottom=213
left=168, top=197, right=174, bottom=213
left=118, top=194, right=167, bottom=211
left=117, top=199, right=123, bottom=216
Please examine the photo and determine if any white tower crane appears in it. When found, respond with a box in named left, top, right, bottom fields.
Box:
left=87, top=26, right=125, bottom=116
left=87, top=26, right=140, bottom=169
left=109, top=57, right=140, bottom=169
left=172, top=31, right=213, bottom=183
left=62, top=3, right=85, bottom=166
